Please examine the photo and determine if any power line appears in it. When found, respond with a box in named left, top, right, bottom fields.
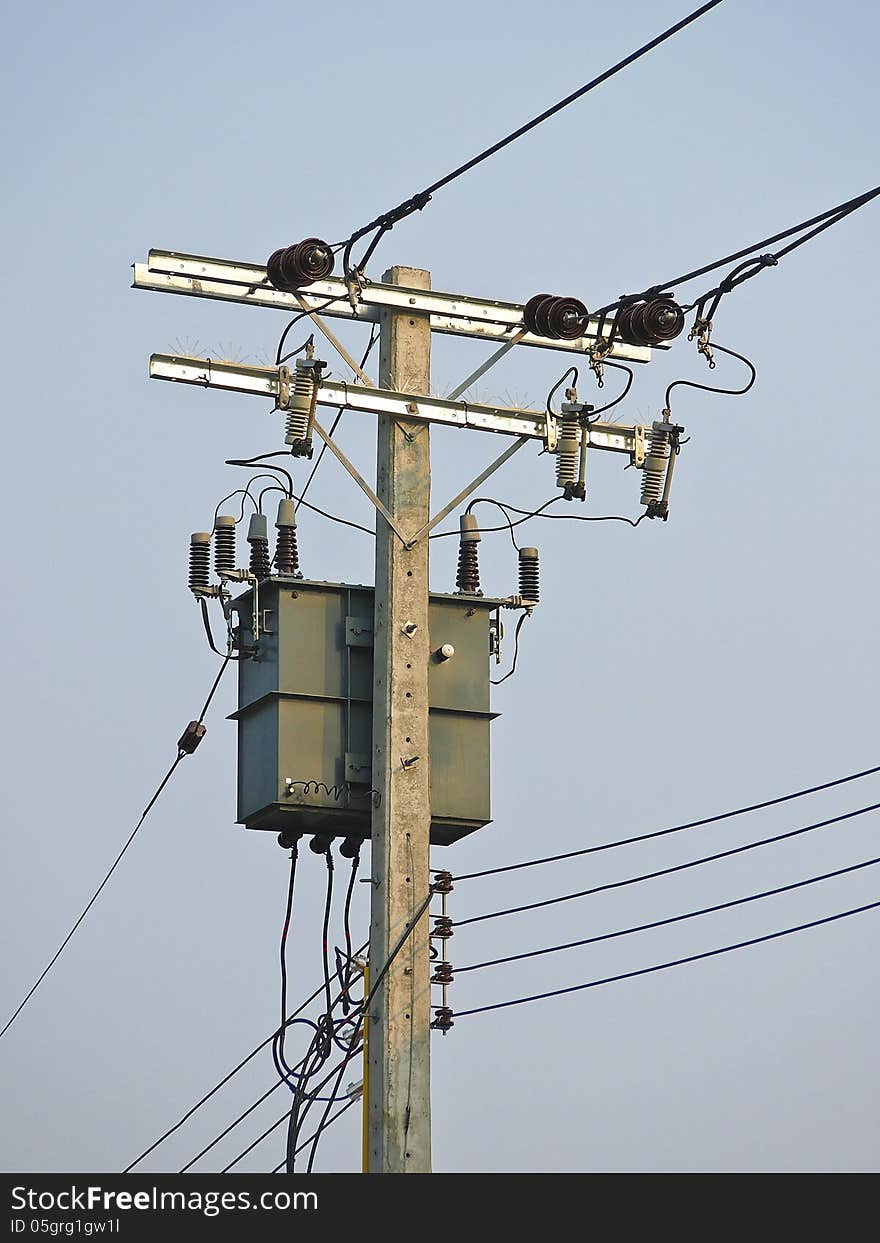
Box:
left=224, top=1044, right=363, bottom=1174
left=1, top=654, right=232, bottom=1044
left=270, top=1097, right=358, bottom=1175
left=450, top=761, right=880, bottom=882
left=491, top=612, right=528, bottom=686
left=596, top=182, right=880, bottom=317
left=286, top=888, right=434, bottom=1171
left=166, top=890, right=432, bottom=1176
left=454, top=904, right=879, bottom=1019
left=303, top=1022, right=362, bottom=1173
left=272, top=841, right=301, bottom=1091
left=341, top=1, right=726, bottom=275
left=121, top=943, right=367, bottom=1172
left=453, top=800, right=880, bottom=928
left=430, top=497, right=645, bottom=543
left=456, top=854, right=880, bottom=974
left=455, top=898, right=880, bottom=1018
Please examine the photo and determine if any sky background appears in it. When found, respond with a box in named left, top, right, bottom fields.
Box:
left=2, top=0, right=879, bottom=1173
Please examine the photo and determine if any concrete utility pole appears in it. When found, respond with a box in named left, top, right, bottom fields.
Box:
left=368, top=266, right=433, bottom=1174
left=135, top=245, right=671, bottom=1175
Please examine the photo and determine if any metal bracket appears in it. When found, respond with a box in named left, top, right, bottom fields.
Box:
left=277, top=365, right=291, bottom=408
left=633, top=424, right=646, bottom=468
left=346, top=616, right=374, bottom=647
left=544, top=410, right=559, bottom=453
left=345, top=752, right=372, bottom=784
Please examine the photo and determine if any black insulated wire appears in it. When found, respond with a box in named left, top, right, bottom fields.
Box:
left=454, top=899, right=880, bottom=1019
left=170, top=895, right=431, bottom=1174
left=453, top=800, right=880, bottom=927
left=272, top=843, right=300, bottom=1090
left=664, top=341, right=756, bottom=414
left=341, top=1, right=726, bottom=278
left=431, top=498, right=645, bottom=542
left=588, top=360, right=634, bottom=418
left=491, top=612, right=528, bottom=686
left=0, top=653, right=235, bottom=1045
left=456, top=854, right=880, bottom=974
left=451, top=762, right=880, bottom=883
left=596, top=182, right=880, bottom=318
left=121, top=940, right=368, bottom=1172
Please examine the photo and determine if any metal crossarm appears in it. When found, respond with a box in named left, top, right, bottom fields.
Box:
left=134, top=250, right=654, bottom=363
left=149, top=354, right=646, bottom=455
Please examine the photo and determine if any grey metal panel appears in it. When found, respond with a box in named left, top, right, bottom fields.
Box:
left=427, top=597, right=492, bottom=712
left=429, top=712, right=491, bottom=826
left=236, top=699, right=279, bottom=824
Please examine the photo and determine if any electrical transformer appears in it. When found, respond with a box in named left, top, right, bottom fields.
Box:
left=231, top=577, right=501, bottom=846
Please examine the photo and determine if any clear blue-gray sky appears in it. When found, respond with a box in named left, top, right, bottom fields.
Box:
left=2, top=0, right=878, bottom=1172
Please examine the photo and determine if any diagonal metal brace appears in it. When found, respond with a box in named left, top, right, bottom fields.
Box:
left=447, top=329, right=528, bottom=402
left=310, top=419, right=408, bottom=544
left=405, top=437, right=530, bottom=547
left=294, top=294, right=376, bottom=388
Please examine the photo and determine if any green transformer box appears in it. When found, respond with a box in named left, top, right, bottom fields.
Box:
left=231, top=578, right=500, bottom=846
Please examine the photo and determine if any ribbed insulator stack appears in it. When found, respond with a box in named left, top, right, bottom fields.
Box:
left=275, top=497, right=301, bottom=577
left=518, top=547, right=540, bottom=605
left=188, top=532, right=211, bottom=595
left=555, top=411, right=581, bottom=491
left=455, top=513, right=482, bottom=595
left=213, top=515, right=237, bottom=578
left=284, top=362, right=316, bottom=456
left=640, top=423, right=672, bottom=508
left=247, top=512, right=271, bottom=580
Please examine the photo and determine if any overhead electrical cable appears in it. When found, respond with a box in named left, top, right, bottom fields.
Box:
left=450, top=761, right=880, bottom=882
left=121, top=941, right=368, bottom=1172
left=455, top=899, right=880, bottom=1018
left=269, top=1098, right=359, bottom=1175
left=272, top=841, right=300, bottom=1089
left=456, top=854, right=880, bottom=974
left=0, top=655, right=233, bottom=1044
left=454, top=800, right=880, bottom=928
left=596, top=182, right=880, bottom=317
left=178, top=971, right=361, bottom=1174
left=341, top=1, right=726, bottom=276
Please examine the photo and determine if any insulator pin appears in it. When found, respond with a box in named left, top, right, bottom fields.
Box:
left=188, top=532, right=211, bottom=595
left=518, top=547, right=540, bottom=606
left=431, top=1006, right=455, bottom=1033
left=431, top=960, right=454, bottom=985
left=431, top=916, right=454, bottom=940
left=213, top=515, right=237, bottom=579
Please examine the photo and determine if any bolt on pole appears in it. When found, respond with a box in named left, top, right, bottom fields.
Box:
left=368, top=266, right=433, bottom=1174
